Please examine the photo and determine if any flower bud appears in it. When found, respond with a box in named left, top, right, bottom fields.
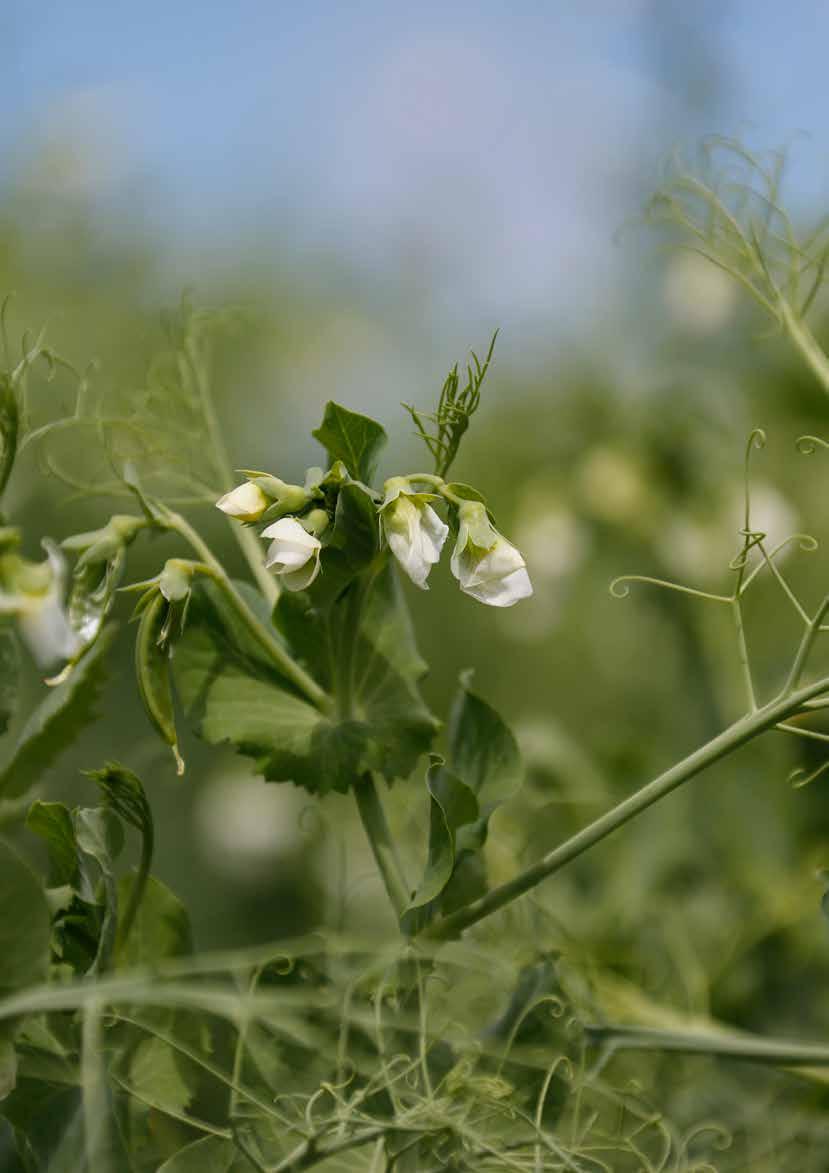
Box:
left=261, top=517, right=322, bottom=592
left=379, top=478, right=448, bottom=590
left=216, top=481, right=270, bottom=522
left=450, top=501, right=533, bottom=607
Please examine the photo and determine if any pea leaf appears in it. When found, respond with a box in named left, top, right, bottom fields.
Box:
left=0, top=628, right=19, bottom=737
left=309, top=481, right=380, bottom=607
left=26, top=800, right=124, bottom=975
left=158, top=1136, right=237, bottom=1173
left=0, top=837, right=51, bottom=996
left=403, top=674, right=522, bottom=934
left=175, top=562, right=437, bottom=795
left=0, top=624, right=117, bottom=799
left=312, top=401, right=387, bottom=482
left=115, top=874, right=192, bottom=967
left=404, top=758, right=479, bottom=916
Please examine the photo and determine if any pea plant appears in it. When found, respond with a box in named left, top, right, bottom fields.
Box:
left=2, top=143, right=829, bottom=1171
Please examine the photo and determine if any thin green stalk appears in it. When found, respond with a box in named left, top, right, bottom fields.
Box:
left=162, top=517, right=329, bottom=712
left=780, top=302, right=829, bottom=399
left=784, top=590, right=829, bottom=694
left=354, top=773, right=410, bottom=918
left=423, top=673, right=829, bottom=940
left=585, top=1023, right=829, bottom=1068
left=117, top=810, right=154, bottom=950
left=337, top=564, right=410, bottom=918
left=199, top=563, right=329, bottom=712
left=185, top=334, right=279, bottom=605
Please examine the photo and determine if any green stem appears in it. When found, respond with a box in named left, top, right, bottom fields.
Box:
left=199, top=563, right=329, bottom=712
left=423, top=673, right=829, bottom=940
left=354, top=773, right=410, bottom=918
left=780, top=303, right=829, bottom=400
left=784, top=590, right=829, bottom=694
left=585, top=1023, right=829, bottom=1069
left=185, top=334, right=279, bottom=605
left=163, top=513, right=329, bottom=712
left=117, top=812, right=154, bottom=950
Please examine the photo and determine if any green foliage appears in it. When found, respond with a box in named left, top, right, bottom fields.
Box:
left=311, top=401, right=387, bottom=483
left=26, top=799, right=124, bottom=975
left=0, top=628, right=20, bottom=737
left=402, top=673, right=521, bottom=933
left=176, top=562, right=438, bottom=794
left=403, top=332, right=497, bottom=477
left=0, top=839, right=50, bottom=996
left=0, top=624, right=116, bottom=799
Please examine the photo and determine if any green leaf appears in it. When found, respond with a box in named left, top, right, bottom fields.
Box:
left=72, top=808, right=123, bottom=973
left=0, top=1037, right=16, bottom=1100
left=177, top=561, right=437, bottom=795
left=309, top=481, right=380, bottom=607
left=312, top=401, right=387, bottom=482
left=0, top=837, right=51, bottom=995
left=403, top=759, right=478, bottom=922
left=448, top=670, right=521, bottom=808
left=403, top=675, right=522, bottom=933
left=0, top=627, right=19, bottom=737
left=115, top=874, right=192, bottom=967
left=126, top=1037, right=192, bottom=1116
left=25, top=802, right=79, bottom=888
left=158, top=1136, right=236, bottom=1173
left=0, top=624, right=117, bottom=799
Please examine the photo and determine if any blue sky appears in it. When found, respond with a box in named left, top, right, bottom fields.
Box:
left=3, top=2, right=829, bottom=353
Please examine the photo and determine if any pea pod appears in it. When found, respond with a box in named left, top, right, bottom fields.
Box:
left=135, top=591, right=184, bottom=775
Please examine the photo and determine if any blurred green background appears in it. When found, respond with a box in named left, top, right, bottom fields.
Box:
left=3, top=2, right=829, bottom=1162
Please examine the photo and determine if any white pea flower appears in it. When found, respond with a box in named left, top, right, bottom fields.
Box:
left=261, top=517, right=322, bottom=591
left=0, top=539, right=82, bottom=669
left=380, top=478, right=448, bottom=590
left=216, top=481, right=269, bottom=522
left=450, top=501, right=533, bottom=607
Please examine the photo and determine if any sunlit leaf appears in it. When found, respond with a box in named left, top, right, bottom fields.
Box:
left=312, top=400, right=387, bottom=483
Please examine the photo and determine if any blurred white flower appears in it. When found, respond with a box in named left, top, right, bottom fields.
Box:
left=216, top=481, right=269, bottom=522
left=450, top=501, right=532, bottom=607
left=578, top=447, right=648, bottom=525
left=261, top=517, right=322, bottom=591
left=0, top=541, right=81, bottom=669
left=664, top=251, right=737, bottom=335
left=380, top=478, right=448, bottom=589
left=513, top=503, right=590, bottom=585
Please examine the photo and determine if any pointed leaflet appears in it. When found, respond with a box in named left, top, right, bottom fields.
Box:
left=402, top=673, right=522, bottom=932
left=312, top=401, right=387, bottom=483
left=0, top=624, right=116, bottom=799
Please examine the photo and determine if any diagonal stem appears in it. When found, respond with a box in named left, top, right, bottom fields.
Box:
left=422, top=673, right=829, bottom=941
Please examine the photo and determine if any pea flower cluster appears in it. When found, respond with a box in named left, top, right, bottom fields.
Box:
left=217, top=469, right=532, bottom=608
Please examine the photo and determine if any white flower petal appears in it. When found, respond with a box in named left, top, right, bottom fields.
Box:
left=18, top=593, right=83, bottom=668
left=461, top=566, right=533, bottom=607
left=216, top=482, right=269, bottom=522
left=281, top=552, right=322, bottom=592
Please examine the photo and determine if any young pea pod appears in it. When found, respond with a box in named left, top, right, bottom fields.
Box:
left=135, top=591, right=185, bottom=775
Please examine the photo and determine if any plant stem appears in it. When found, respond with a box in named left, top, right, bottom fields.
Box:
left=780, top=303, right=829, bottom=400
left=117, top=811, right=154, bottom=950
left=164, top=514, right=329, bottom=712
left=185, top=334, right=279, bottom=605
left=354, top=773, right=410, bottom=919
left=423, top=673, right=829, bottom=940
left=584, top=1023, right=829, bottom=1068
